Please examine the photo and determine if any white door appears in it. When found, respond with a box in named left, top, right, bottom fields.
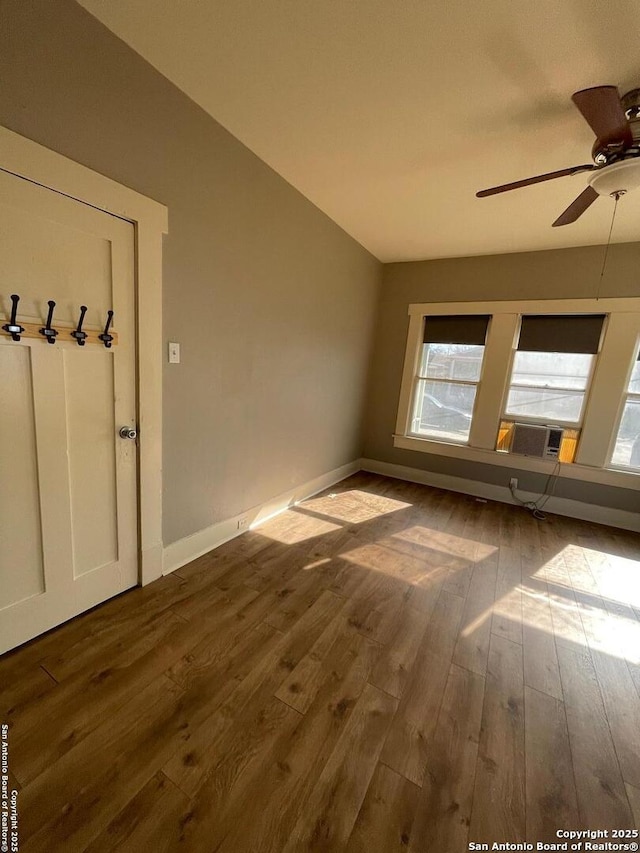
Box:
left=0, top=168, right=138, bottom=654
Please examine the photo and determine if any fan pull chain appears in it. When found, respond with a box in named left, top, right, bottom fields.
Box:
left=596, top=191, right=623, bottom=300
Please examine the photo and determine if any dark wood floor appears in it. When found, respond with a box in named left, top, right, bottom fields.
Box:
left=2, top=472, right=640, bottom=851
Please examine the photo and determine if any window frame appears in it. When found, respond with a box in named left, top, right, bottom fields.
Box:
left=408, top=344, right=486, bottom=444
left=607, top=335, right=640, bottom=472
left=394, top=299, right=640, bottom=489
left=500, top=347, right=599, bottom=430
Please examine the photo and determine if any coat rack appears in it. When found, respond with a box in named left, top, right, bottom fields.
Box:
left=1, top=295, right=119, bottom=347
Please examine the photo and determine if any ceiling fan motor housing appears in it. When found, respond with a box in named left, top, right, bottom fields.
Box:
left=592, top=88, right=640, bottom=163
left=622, top=88, right=640, bottom=125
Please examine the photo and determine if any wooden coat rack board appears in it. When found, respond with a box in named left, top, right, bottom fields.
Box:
left=4, top=321, right=119, bottom=347
left=1, top=297, right=118, bottom=347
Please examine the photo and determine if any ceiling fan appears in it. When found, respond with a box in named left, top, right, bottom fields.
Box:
left=476, top=86, right=640, bottom=226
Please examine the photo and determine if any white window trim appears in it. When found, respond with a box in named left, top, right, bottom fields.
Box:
left=395, top=298, right=640, bottom=491
left=606, top=335, right=640, bottom=471
left=0, top=125, right=169, bottom=585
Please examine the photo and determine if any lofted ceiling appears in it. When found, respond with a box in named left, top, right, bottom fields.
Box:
left=77, top=0, right=640, bottom=262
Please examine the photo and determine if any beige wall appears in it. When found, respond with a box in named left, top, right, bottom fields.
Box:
left=364, top=244, right=640, bottom=510
left=0, top=0, right=382, bottom=545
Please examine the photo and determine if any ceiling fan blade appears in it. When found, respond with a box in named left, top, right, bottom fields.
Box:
left=552, top=185, right=599, bottom=227
left=476, top=165, right=595, bottom=198
left=572, top=86, right=632, bottom=149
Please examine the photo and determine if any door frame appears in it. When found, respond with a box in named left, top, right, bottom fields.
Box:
left=0, top=125, right=168, bottom=586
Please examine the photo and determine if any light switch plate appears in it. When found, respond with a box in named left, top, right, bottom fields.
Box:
left=168, top=342, right=180, bottom=364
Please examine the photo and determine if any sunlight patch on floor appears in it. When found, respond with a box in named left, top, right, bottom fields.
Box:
left=578, top=545, right=640, bottom=610
left=257, top=508, right=342, bottom=544
left=302, top=558, right=331, bottom=572
left=339, top=541, right=448, bottom=585
left=461, top=574, right=640, bottom=664
left=533, top=544, right=640, bottom=610
left=301, top=490, right=412, bottom=524
left=392, top=526, right=497, bottom=562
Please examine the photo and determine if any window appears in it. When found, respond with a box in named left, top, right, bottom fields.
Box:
left=504, top=314, right=605, bottom=426
left=395, top=300, right=640, bottom=487
left=410, top=315, right=490, bottom=443
left=610, top=349, right=640, bottom=469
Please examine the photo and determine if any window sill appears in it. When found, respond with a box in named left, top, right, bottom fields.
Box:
left=393, top=434, right=640, bottom=490
left=407, top=431, right=469, bottom=446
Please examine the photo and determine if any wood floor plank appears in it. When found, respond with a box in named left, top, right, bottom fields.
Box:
left=452, top=553, right=498, bottom=676
left=10, top=586, right=261, bottom=784
left=163, top=588, right=345, bottom=796
left=469, top=633, right=526, bottom=844
left=0, top=572, right=182, bottom=683
left=521, top=575, right=563, bottom=700
left=404, top=561, right=449, bottom=615
left=626, top=783, right=640, bottom=830
left=588, top=648, right=640, bottom=789
left=345, top=763, right=421, bottom=853
left=368, top=603, right=427, bottom=699
left=492, top=545, right=523, bottom=646
left=179, top=694, right=301, bottom=833
left=178, top=630, right=381, bottom=853
left=83, top=771, right=190, bottom=853
left=241, top=543, right=317, bottom=592
left=409, top=663, right=485, bottom=853
left=282, top=683, right=398, bottom=853
left=169, top=697, right=302, bottom=852
left=343, top=568, right=409, bottom=642
left=525, top=686, right=579, bottom=841
left=546, top=574, right=590, bottom=651
left=460, top=498, right=487, bottom=544
left=360, top=584, right=410, bottom=646
left=0, top=665, right=56, bottom=719
left=498, top=501, right=521, bottom=549
left=17, top=675, right=183, bottom=850
left=42, top=607, right=185, bottom=683
left=327, top=541, right=372, bottom=598
left=263, top=560, right=340, bottom=633
left=419, top=588, right=466, bottom=659
left=442, top=560, right=474, bottom=599
left=563, top=542, right=602, bottom=598
left=275, top=609, right=352, bottom=714
left=520, top=533, right=564, bottom=696
left=241, top=637, right=380, bottom=853
left=556, top=643, right=634, bottom=828
left=165, top=585, right=281, bottom=689
left=380, top=590, right=464, bottom=785
left=630, top=662, right=640, bottom=701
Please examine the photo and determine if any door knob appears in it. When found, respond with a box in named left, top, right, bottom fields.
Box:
left=119, top=426, right=137, bottom=440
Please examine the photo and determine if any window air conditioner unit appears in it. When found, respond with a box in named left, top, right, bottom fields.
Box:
left=510, top=423, right=564, bottom=459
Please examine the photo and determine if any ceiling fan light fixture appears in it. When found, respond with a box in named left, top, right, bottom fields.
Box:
left=587, top=159, right=640, bottom=196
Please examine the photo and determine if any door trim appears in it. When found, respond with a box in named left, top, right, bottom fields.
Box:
left=0, top=125, right=168, bottom=585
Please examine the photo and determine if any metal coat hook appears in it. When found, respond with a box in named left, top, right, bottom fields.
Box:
left=2, top=294, right=25, bottom=341
left=99, top=310, right=114, bottom=348
left=39, top=300, right=58, bottom=344
left=71, top=305, right=88, bottom=346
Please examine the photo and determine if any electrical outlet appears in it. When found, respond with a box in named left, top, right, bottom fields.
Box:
left=509, top=477, right=518, bottom=491
left=237, top=515, right=249, bottom=530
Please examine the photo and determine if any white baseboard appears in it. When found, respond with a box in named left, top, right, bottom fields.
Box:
left=162, top=460, right=360, bottom=575
left=360, top=457, right=640, bottom=533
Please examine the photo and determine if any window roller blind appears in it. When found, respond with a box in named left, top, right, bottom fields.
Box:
left=517, top=314, right=605, bottom=354
left=423, top=315, right=491, bottom=346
